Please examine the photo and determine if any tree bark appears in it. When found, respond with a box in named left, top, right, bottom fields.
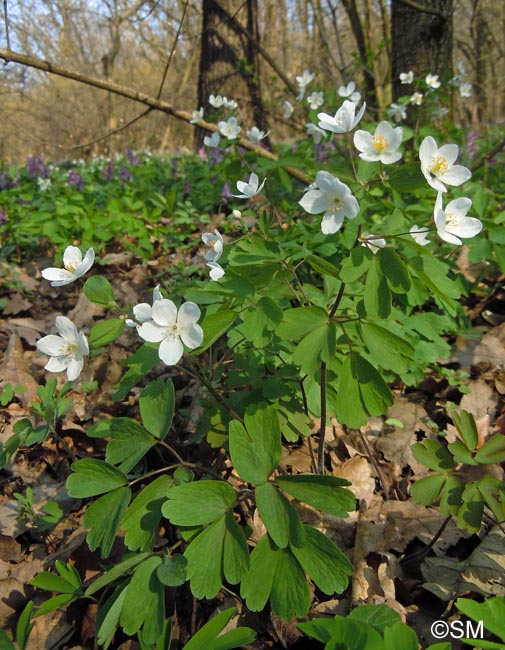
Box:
left=391, top=0, right=453, bottom=101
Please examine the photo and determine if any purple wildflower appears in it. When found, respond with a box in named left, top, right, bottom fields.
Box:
left=68, top=170, right=85, bottom=192
left=466, top=131, right=478, bottom=161
left=221, top=182, right=232, bottom=199
left=0, top=207, right=7, bottom=224
left=102, top=161, right=115, bottom=182
left=120, top=166, right=132, bottom=183
left=125, top=148, right=140, bottom=166
left=26, top=156, right=49, bottom=178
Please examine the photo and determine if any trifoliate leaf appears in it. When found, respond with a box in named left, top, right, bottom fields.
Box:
left=106, top=418, right=154, bottom=473
left=184, top=516, right=226, bottom=599
left=161, top=480, right=235, bottom=526
left=276, top=474, right=355, bottom=517
left=83, top=487, right=131, bottom=558
left=121, top=475, right=172, bottom=551
left=276, top=306, right=328, bottom=341
left=120, top=556, right=164, bottom=643
left=269, top=547, right=311, bottom=619
left=240, top=535, right=279, bottom=612
left=66, top=459, right=128, bottom=498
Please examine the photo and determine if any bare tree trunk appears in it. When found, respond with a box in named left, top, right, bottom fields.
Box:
left=391, top=0, right=453, bottom=101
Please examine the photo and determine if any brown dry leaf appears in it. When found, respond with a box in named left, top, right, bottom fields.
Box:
left=333, top=456, right=375, bottom=503
left=2, top=293, right=33, bottom=316
left=1, top=332, right=39, bottom=405
left=27, top=608, right=75, bottom=650
left=453, top=322, right=505, bottom=369
left=0, top=574, right=25, bottom=629
left=459, top=379, right=498, bottom=421
left=422, top=526, right=505, bottom=600
left=0, top=534, right=23, bottom=563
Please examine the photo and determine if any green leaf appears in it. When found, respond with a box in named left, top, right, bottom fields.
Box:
left=240, top=535, right=279, bottom=612
left=120, top=556, right=164, bottom=643
left=377, top=248, right=411, bottom=294
left=364, top=257, right=391, bottom=319
left=339, top=246, right=373, bottom=283
left=477, top=476, right=505, bottom=523
left=89, top=318, right=125, bottom=347
left=452, top=411, right=479, bottom=451
left=291, top=525, right=353, bottom=595
left=456, top=597, right=505, bottom=642
left=223, top=512, right=250, bottom=584
left=113, top=343, right=160, bottom=400
left=276, top=474, right=355, bottom=517
left=361, top=321, right=414, bottom=375
left=184, top=516, right=226, bottom=598
left=97, top=585, right=128, bottom=649
left=121, top=475, right=172, bottom=551
left=306, top=254, right=341, bottom=280
left=241, top=296, right=283, bottom=348
left=270, top=547, right=311, bottom=619
left=411, top=440, right=456, bottom=473
left=83, top=487, right=131, bottom=558
left=448, top=440, right=478, bottom=465
left=229, top=406, right=281, bottom=485
left=156, top=555, right=187, bottom=587
left=382, top=621, right=419, bottom=650
left=276, top=306, right=328, bottom=341
left=388, top=162, right=426, bottom=192
left=15, top=601, right=34, bottom=650
left=196, top=311, right=237, bottom=353
left=440, top=475, right=463, bottom=516
left=84, top=275, right=116, bottom=307
left=411, top=474, right=446, bottom=506
left=162, top=480, right=235, bottom=526
left=139, top=379, right=175, bottom=438
left=182, top=607, right=255, bottom=650
left=348, top=603, right=402, bottom=632
left=86, top=553, right=151, bottom=597
left=457, top=482, right=484, bottom=532
left=106, top=418, right=154, bottom=473
left=0, top=630, right=15, bottom=650
left=255, top=481, right=306, bottom=549
left=475, top=434, right=505, bottom=464
left=66, top=459, right=128, bottom=498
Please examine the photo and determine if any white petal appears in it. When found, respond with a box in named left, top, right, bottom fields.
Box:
left=67, top=358, right=84, bottom=381
left=299, top=189, right=322, bottom=214
left=133, top=303, right=153, bottom=322
left=353, top=130, right=372, bottom=153
left=419, top=136, right=437, bottom=167
left=45, top=356, right=68, bottom=373
left=62, top=246, right=83, bottom=268
left=55, top=316, right=79, bottom=342
left=137, top=321, right=167, bottom=343
left=449, top=217, right=482, bottom=238
left=37, top=334, right=65, bottom=356
left=153, top=286, right=163, bottom=302
left=382, top=151, right=402, bottom=164
left=180, top=322, right=204, bottom=350
left=207, top=262, right=225, bottom=281
left=445, top=197, right=472, bottom=216
left=352, top=102, right=366, bottom=128
left=437, top=144, right=459, bottom=166
left=321, top=212, right=345, bottom=234
left=159, top=336, right=184, bottom=365
left=41, top=268, right=76, bottom=286
left=75, top=248, right=95, bottom=277
left=177, top=302, right=201, bottom=326
left=440, top=165, right=472, bottom=187
left=152, top=299, right=178, bottom=327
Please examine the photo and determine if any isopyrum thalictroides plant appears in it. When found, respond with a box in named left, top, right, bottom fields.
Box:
left=3, top=72, right=502, bottom=649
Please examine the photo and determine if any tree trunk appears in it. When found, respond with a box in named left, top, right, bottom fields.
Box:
left=391, top=0, right=453, bottom=101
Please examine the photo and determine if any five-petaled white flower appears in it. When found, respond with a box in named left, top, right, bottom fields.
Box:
left=318, top=100, right=366, bottom=134
left=209, top=94, right=224, bottom=108
left=434, top=193, right=482, bottom=245
left=400, top=71, right=414, bottom=84
left=387, top=103, right=407, bottom=123
left=306, top=123, right=325, bottom=144
left=296, top=69, right=315, bottom=100
left=459, top=82, right=472, bottom=98
left=426, top=73, right=441, bottom=89
left=190, top=107, right=204, bottom=124
left=218, top=117, right=241, bottom=140
left=299, top=171, right=360, bottom=235
left=41, top=245, right=95, bottom=286
left=137, top=300, right=203, bottom=366
left=337, top=81, right=361, bottom=104
left=410, top=92, right=423, bottom=105
left=283, top=101, right=294, bottom=119
left=354, top=121, right=403, bottom=164
left=419, top=136, right=472, bottom=192
left=126, top=285, right=163, bottom=327
left=307, top=91, right=324, bottom=110
left=202, top=230, right=223, bottom=262
left=222, top=97, right=238, bottom=110
left=246, top=126, right=269, bottom=145
left=36, top=316, right=89, bottom=381
left=409, top=225, right=431, bottom=246
left=203, top=132, right=220, bottom=148
left=233, top=172, right=266, bottom=199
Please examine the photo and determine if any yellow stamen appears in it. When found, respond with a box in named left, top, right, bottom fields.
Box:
left=431, top=155, right=449, bottom=175
left=372, top=135, right=389, bottom=153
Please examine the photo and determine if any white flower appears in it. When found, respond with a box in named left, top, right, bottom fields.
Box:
left=246, top=126, right=269, bottom=145
left=37, top=178, right=52, bottom=191
left=361, top=233, right=386, bottom=254
left=282, top=101, right=294, bottom=119
left=126, top=285, right=164, bottom=327
left=353, top=121, right=403, bottom=164
left=426, top=73, right=441, bottom=89
left=203, top=132, right=220, bottom=148
left=457, top=60, right=467, bottom=77
left=337, top=81, right=361, bottom=104
left=400, top=71, right=414, bottom=84
left=299, top=170, right=360, bottom=235
left=387, top=103, right=407, bottom=123
left=41, top=245, right=95, bottom=286
left=137, top=300, right=203, bottom=366
left=36, top=316, right=89, bottom=381
left=207, top=261, right=225, bottom=281
left=218, top=117, right=241, bottom=140
left=190, top=107, right=204, bottom=124
left=434, top=193, right=482, bottom=245
left=209, top=94, right=224, bottom=108
left=459, top=82, right=472, bottom=98
left=222, top=97, right=238, bottom=110
left=306, top=123, right=325, bottom=144
left=201, top=230, right=223, bottom=262
left=419, top=136, right=472, bottom=192
left=410, top=92, right=423, bottom=105
left=409, top=225, right=431, bottom=246
left=233, top=172, right=266, bottom=199
left=307, top=91, right=324, bottom=110
left=318, top=100, right=366, bottom=134
left=296, top=69, right=315, bottom=100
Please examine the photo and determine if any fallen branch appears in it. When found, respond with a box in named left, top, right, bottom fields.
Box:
left=0, top=47, right=311, bottom=185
